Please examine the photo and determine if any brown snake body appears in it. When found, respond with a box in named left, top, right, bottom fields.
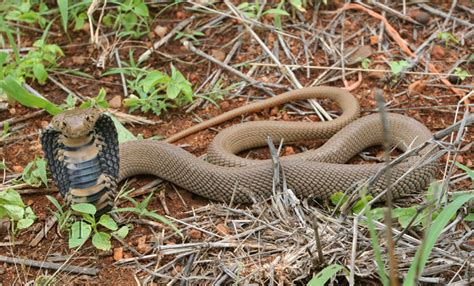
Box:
left=117, top=86, right=437, bottom=203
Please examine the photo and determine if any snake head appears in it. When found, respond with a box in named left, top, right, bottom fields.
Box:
left=51, top=108, right=101, bottom=138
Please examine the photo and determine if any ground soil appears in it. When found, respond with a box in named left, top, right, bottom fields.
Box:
left=0, top=1, right=472, bottom=285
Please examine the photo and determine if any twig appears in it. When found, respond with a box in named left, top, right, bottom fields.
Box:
left=0, top=255, right=99, bottom=276
left=419, top=3, right=474, bottom=28
left=138, top=16, right=196, bottom=63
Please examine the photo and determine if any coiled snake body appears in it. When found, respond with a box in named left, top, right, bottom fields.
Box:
left=42, top=87, right=437, bottom=214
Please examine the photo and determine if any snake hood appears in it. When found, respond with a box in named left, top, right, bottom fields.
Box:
left=50, top=108, right=101, bottom=138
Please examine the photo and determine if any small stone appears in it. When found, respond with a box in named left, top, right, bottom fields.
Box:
left=153, top=25, right=168, bottom=38
left=187, top=229, right=202, bottom=240
left=211, top=49, right=226, bottom=62
left=285, top=146, right=295, bottom=155
left=82, top=22, right=90, bottom=32
left=347, top=45, right=372, bottom=66
left=270, top=107, right=279, bottom=116
left=414, top=11, right=430, bottom=25
left=108, top=95, right=122, bottom=109
left=369, top=35, right=378, bottom=46
left=216, top=223, right=230, bottom=235
left=466, top=159, right=473, bottom=168
left=113, top=247, right=123, bottom=261
left=448, top=74, right=462, bottom=85
left=367, top=64, right=386, bottom=80
left=136, top=236, right=150, bottom=254
left=72, top=56, right=86, bottom=65
left=456, top=155, right=464, bottom=164
left=13, top=165, right=24, bottom=173
left=220, top=101, right=230, bottom=110
left=39, top=120, right=49, bottom=129
left=282, top=113, right=289, bottom=121
left=176, top=11, right=186, bottom=19
left=26, top=199, right=34, bottom=206
left=431, top=45, right=445, bottom=60
left=8, top=108, right=16, bottom=115
left=408, top=80, right=427, bottom=96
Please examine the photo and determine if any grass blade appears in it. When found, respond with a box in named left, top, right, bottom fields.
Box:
left=57, top=0, right=69, bottom=33
left=0, top=76, right=63, bottom=115
left=403, top=193, right=474, bottom=286
left=308, top=264, right=345, bottom=286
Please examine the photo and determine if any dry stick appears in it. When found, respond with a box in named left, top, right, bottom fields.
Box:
left=340, top=3, right=468, bottom=105
left=114, top=48, right=128, bottom=98
left=0, top=255, right=99, bottom=276
left=0, top=110, right=45, bottom=127
left=223, top=0, right=331, bottom=122
left=375, top=89, right=399, bottom=286
left=30, top=215, right=58, bottom=247
left=368, top=1, right=421, bottom=25
left=419, top=3, right=474, bottom=29
left=138, top=16, right=195, bottom=63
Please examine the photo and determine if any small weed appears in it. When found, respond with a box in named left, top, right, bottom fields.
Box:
left=106, top=57, right=193, bottom=115
left=437, top=32, right=460, bottom=47
left=113, top=191, right=183, bottom=238
left=80, top=88, right=109, bottom=109
left=69, top=203, right=129, bottom=251
left=15, top=156, right=48, bottom=187
left=0, top=189, right=37, bottom=237
left=175, top=30, right=205, bottom=45
left=238, top=2, right=262, bottom=19
left=389, top=60, right=410, bottom=76
left=46, top=195, right=72, bottom=231
left=360, top=57, right=371, bottom=70
left=453, top=67, right=470, bottom=81
left=3, top=0, right=48, bottom=29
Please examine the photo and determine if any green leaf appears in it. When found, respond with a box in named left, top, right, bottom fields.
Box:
left=455, top=162, right=474, bottom=181
left=352, top=195, right=373, bottom=214
left=17, top=218, right=34, bottom=229
left=108, top=114, right=136, bottom=143
left=144, top=211, right=182, bottom=238
left=0, top=76, right=63, bottom=115
left=263, top=8, right=290, bottom=16
left=403, top=193, right=474, bottom=286
left=371, top=207, right=386, bottom=221
left=142, top=71, right=167, bottom=93
left=308, top=264, right=345, bottom=286
left=389, top=60, right=410, bottom=75
left=3, top=204, right=24, bottom=221
left=289, top=0, right=306, bottom=12
left=71, top=203, right=97, bottom=215
left=46, top=194, right=64, bottom=213
left=98, top=214, right=118, bottom=231
left=464, top=213, right=474, bottom=222
left=92, top=231, right=111, bottom=251
left=0, top=189, right=25, bottom=207
left=392, top=207, right=418, bottom=228
left=114, top=225, right=130, bottom=239
left=330, top=192, right=348, bottom=207
left=58, top=0, right=69, bottom=33
left=69, top=221, right=91, bottom=248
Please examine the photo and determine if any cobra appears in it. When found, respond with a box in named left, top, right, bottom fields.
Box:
left=41, top=86, right=438, bottom=214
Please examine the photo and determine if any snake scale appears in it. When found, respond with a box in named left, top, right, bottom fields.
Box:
left=42, top=86, right=437, bottom=214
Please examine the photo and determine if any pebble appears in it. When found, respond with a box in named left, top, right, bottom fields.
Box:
left=136, top=236, right=151, bottom=254
left=414, top=11, right=430, bottom=25
left=153, top=25, right=168, bottom=38
left=270, top=106, right=279, bottom=116
left=108, top=95, right=122, bottom=109
left=431, top=45, right=445, bottom=60
left=448, top=74, right=462, bottom=85
left=285, top=146, right=295, bottom=155
left=220, top=101, right=230, bottom=110
left=8, top=108, right=16, bottom=115
left=215, top=223, right=230, bottom=235
left=408, top=80, right=427, bottom=96
left=113, top=247, right=124, bottom=261
left=211, top=49, right=226, bottom=62
left=367, top=64, right=386, bottom=80
left=187, top=229, right=203, bottom=240
left=72, top=56, right=86, bottom=65
left=40, top=120, right=49, bottom=129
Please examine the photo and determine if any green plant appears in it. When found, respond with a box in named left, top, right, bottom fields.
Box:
left=0, top=189, right=37, bottom=236
left=389, top=60, right=410, bottom=77
left=69, top=203, right=129, bottom=251
left=15, top=156, right=48, bottom=187
left=113, top=191, right=183, bottom=238
left=360, top=57, right=371, bottom=70
left=105, top=56, right=193, bottom=115
left=237, top=2, right=262, bottom=19
left=437, top=32, right=460, bottom=47
left=175, top=30, right=204, bottom=45
left=453, top=67, right=470, bottom=81
left=80, top=88, right=109, bottom=109
left=102, top=0, right=150, bottom=39
left=1, top=121, right=10, bottom=140
left=3, top=0, right=48, bottom=28
left=46, top=195, right=72, bottom=231
left=308, top=264, right=346, bottom=286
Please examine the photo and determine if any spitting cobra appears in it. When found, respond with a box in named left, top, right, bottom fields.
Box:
left=41, top=86, right=437, bottom=214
